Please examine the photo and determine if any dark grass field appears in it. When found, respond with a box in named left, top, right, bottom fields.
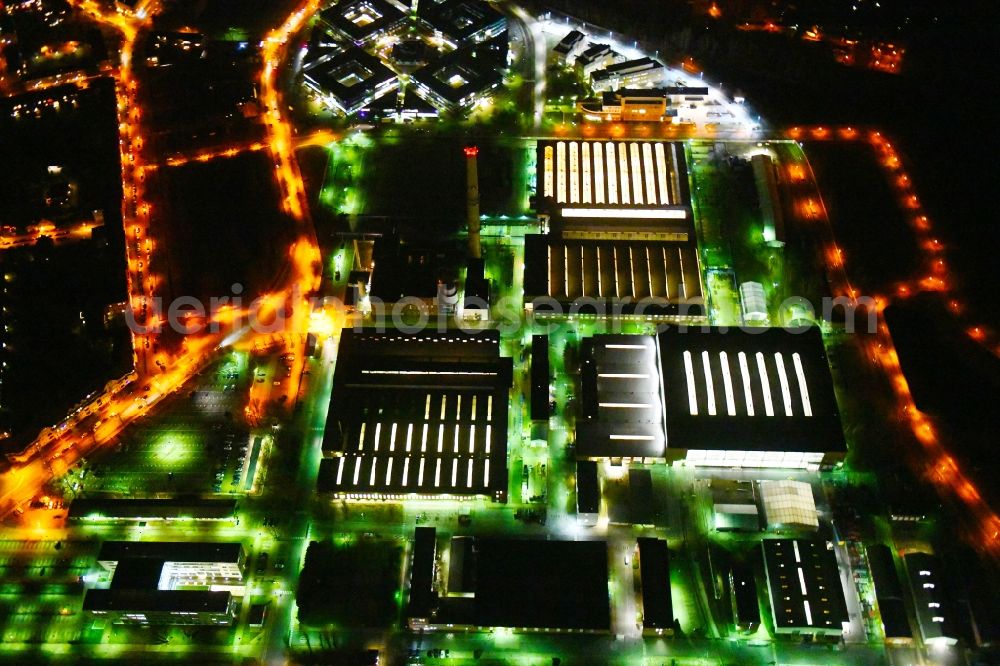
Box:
left=148, top=151, right=298, bottom=308
left=806, top=141, right=923, bottom=295
left=886, top=294, right=1000, bottom=509
left=155, top=0, right=302, bottom=39
left=359, top=136, right=524, bottom=232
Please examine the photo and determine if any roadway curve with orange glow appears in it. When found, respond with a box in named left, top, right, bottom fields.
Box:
left=0, top=0, right=324, bottom=516
left=788, top=125, right=1000, bottom=557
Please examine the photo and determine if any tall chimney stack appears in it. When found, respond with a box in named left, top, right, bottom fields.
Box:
left=464, top=145, right=481, bottom=259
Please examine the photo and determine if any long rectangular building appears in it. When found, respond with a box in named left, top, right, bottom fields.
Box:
left=523, top=236, right=704, bottom=317
left=730, top=562, right=761, bottom=632
left=658, top=326, right=846, bottom=469
left=637, top=537, right=673, bottom=635
left=530, top=334, right=550, bottom=421
left=536, top=140, right=690, bottom=231
left=319, top=329, right=511, bottom=501
left=866, top=543, right=911, bottom=641
left=83, top=589, right=235, bottom=626
left=762, top=539, right=848, bottom=637
left=904, top=552, right=959, bottom=646
left=751, top=154, right=785, bottom=244
left=577, top=335, right=666, bottom=461
left=407, top=526, right=438, bottom=628
left=573, top=327, right=846, bottom=468
left=68, top=497, right=237, bottom=522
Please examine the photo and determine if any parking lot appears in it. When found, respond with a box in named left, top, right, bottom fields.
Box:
left=72, top=360, right=256, bottom=496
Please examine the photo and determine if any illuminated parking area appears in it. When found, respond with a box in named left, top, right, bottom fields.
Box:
left=318, top=329, right=511, bottom=501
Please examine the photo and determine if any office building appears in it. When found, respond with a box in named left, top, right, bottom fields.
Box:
left=83, top=541, right=246, bottom=625
left=591, top=57, right=666, bottom=92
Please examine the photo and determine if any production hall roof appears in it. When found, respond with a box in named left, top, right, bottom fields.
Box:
left=658, top=326, right=846, bottom=466
left=318, top=329, right=511, bottom=500
left=472, top=538, right=610, bottom=631
left=576, top=334, right=666, bottom=460
left=762, top=538, right=848, bottom=635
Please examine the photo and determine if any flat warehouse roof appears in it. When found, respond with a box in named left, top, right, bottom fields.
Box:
left=658, top=326, right=845, bottom=455
left=523, top=236, right=704, bottom=315
left=629, top=468, right=655, bottom=525
left=530, top=335, right=550, bottom=420
left=731, top=562, right=761, bottom=627
left=904, top=552, right=959, bottom=644
left=879, top=597, right=912, bottom=639
left=536, top=140, right=691, bottom=226
left=576, top=460, right=600, bottom=514
left=866, top=544, right=904, bottom=600
left=637, top=538, right=672, bottom=630
left=762, top=539, right=848, bottom=633
left=110, top=557, right=164, bottom=590
left=322, top=329, right=511, bottom=498
left=577, top=335, right=666, bottom=459
left=408, top=527, right=436, bottom=619
left=84, top=589, right=232, bottom=614
left=473, top=539, right=610, bottom=630
left=97, top=541, right=243, bottom=564
left=576, top=422, right=666, bottom=459
left=447, top=536, right=475, bottom=594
